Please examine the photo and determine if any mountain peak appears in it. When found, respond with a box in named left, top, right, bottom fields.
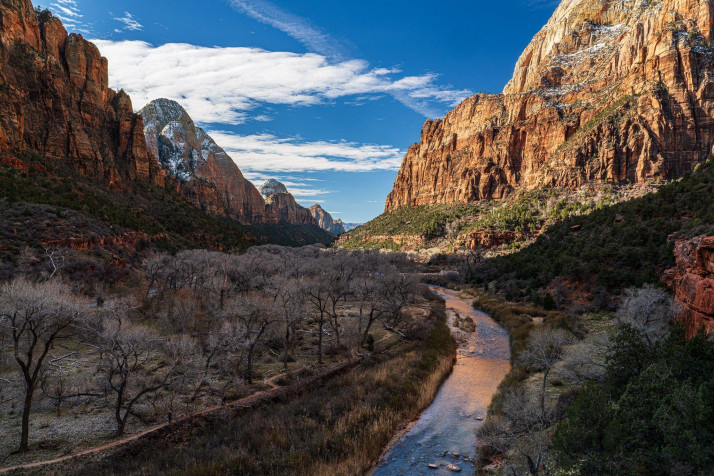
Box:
left=259, top=179, right=289, bottom=198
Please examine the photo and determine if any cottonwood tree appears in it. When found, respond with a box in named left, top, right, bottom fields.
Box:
left=379, top=271, right=419, bottom=333
left=0, top=278, right=86, bottom=452
left=268, top=278, right=308, bottom=370
left=353, top=272, right=386, bottom=347
left=221, top=294, right=277, bottom=383
left=305, top=275, right=330, bottom=365
left=521, top=327, right=574, bottom=414
left=478, top=386, right=556, bottom=476
left=98, top=308, right=196, bottom=436
left=617, top=284, right=674, bottom=346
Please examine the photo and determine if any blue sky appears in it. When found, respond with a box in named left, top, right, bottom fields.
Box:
left=43, top=0, right=556, bottom=223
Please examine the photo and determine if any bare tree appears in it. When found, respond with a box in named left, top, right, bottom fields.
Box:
left=98, top=309, right=195, bottom=436
left=379, top=271, right=419, bottom=333
left=0, top=278, right=86, bottom=452
left=43, top=246, right=67, bottom=280
left=521, top=327, right=574, bottom=414
left=353, top=272, right=386, bottom=347
left=305, top=276, right=330, bottom=365
left=617, top=284, right=674, bottom=346
left=268, top=278, right=308, bottom=370
left=478, top=387, right=555, bottom=476
left=221, top=294, right=277, bottom=383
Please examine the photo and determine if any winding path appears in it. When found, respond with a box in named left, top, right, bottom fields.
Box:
left=372, top=286, right=511, bottom=475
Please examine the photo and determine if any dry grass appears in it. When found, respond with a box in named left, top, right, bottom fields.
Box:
left=64, top=300, right=455, bottom=476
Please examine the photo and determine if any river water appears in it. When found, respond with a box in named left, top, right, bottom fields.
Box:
left=372, top=286, right=511, bottom=475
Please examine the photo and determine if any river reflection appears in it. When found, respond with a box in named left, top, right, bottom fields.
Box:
left=372, top=286, right=511, bottom=476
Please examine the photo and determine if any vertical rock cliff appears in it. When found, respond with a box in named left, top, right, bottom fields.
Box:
left=0, top=0, right=164, bottom=187
left=309, top=204, right=346, bottom=235
left=139, top=99, right=267, bottom=224
left=665, top=234, right=714, bottom=337
left=259, top=179, right=317, bottom=226
left=386, top=0, right=714, bottom=211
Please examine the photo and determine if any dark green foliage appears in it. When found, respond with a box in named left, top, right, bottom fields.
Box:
left=0, top=155, right=334, bottom=254
left=484, top=159, right=714, bottom=298
left=552, top=326, right=714, bottom=475
left=551, top=382, right=613, bottom=473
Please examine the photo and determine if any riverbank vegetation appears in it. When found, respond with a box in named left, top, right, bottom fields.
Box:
left=74, top=294, right=455, bottom=475
left=0, top=245, right=441, bottom=470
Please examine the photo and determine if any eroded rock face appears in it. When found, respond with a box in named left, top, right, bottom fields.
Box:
left=386, top=0, right=714, bottom=211
left=0, top=1, right=164, bottom=187
left=259, top=179, right=317, bottom=225
left=139, top=99, right=267, bottom=224
left=664, top=235, right=714, bottom=338
left=309, top=204, right=346, bottom=235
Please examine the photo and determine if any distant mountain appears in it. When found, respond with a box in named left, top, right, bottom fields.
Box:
left=259, top=179, right=317, bottom=226
left=140, top=99, right=266, bottom=225
left=0, top=1, right=333, bottom=251
left=342, top=223, right=363, bottom=232
left=309, top=204, right=346, bottom=235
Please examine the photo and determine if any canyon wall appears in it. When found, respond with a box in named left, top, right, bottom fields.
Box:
left=259, top=179, right=317, bottom=226
left=386, top=0, right=714, bottom=211
left=309, top=204, right=346, bottom=235
left=665, top=234, right=714, bottom=338
left=140, top=99, right=267, bottom=225
left=0, top=0, right=164, bottom=187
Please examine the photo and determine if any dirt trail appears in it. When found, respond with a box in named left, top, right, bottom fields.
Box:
left=0, top=332, right=396, bottom=474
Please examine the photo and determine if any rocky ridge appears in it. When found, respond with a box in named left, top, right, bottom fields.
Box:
left=259, top=179, right=317, bottom=226
left=139, top=99, right=266, bottom=224
left=309, top=204, right=346, bottom=235
left=0, top=0, right=165, bottom=187
left=664, top=234, right=714, bottom=338
left=386, top=0, right=714, bottom=211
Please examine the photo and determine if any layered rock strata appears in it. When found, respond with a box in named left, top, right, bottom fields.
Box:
left=0, top=0, right=164, bottom=187
left=664, top=234, right=714, bottom=338
left=259, top=179, right=317, bottom=226
left=140, top=99, right=266, bottom=224
left=386, top=0, right=714, bottom=211
left=309, top=204, right=346, bottom=234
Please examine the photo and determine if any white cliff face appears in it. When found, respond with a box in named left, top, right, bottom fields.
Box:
left=139, top=99, right=267, bottom=224
left=259, top=179, right=289, bottom=199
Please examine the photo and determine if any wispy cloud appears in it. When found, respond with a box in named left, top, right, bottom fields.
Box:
left=229, top=0, right=344, bottom=60
left=113, top=11, right=143, bottom=31
left=48, top=0, right=91, bottom=33
left=227, top=0, right=471, bottom=118
left=208, top=131, right=404, bottom=174
left=92, top=40, right=471, bottom=125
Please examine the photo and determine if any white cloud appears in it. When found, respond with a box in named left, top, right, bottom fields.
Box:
left=208, top=131, right=403, bottom=174
left=48, top=0, right=91, bottom=34
left=92, top=40, right=471, bottom=125
left=227, top=0, right=471, bottom=118
left=229, top=0, right=343, bottom=60
left=114, top=12, right=143, bottom=31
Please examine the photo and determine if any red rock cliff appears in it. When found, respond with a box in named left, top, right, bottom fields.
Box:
left=664, top=235, right=714, bottom=338
left=386, top=0, right=714, bottom=211
left=0, top=0, right=164, bottom=187
left=259, top=179, right=317, bottom=226
left=140, top=99, right=267, bottom=224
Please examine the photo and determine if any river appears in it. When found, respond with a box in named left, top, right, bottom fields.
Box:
left=372, top=286, right=511, bottom=475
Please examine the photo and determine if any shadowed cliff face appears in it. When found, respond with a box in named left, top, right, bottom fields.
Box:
left=140, top=99, right=267, bottom=225
left=0, top=0, right=164, bottom=187
left=259, top=179, right=317, bottom=226
left=665, top=235, right=714, bottom=338
left=386, top=0, right=714, bottom=211
left=309, top=204, right=346, bottom=235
